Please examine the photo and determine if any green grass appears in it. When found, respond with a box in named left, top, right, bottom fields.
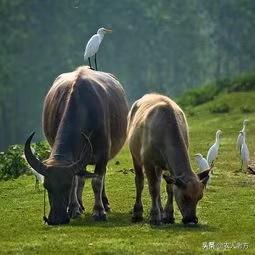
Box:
left=0, top=93, right=255, bottom=254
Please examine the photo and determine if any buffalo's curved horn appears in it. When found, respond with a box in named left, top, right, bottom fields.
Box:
left=24, top=132, right=47, bottom=176
left=70, top=132, right=95, bottom=177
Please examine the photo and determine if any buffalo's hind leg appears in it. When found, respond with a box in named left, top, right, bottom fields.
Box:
left=145, top=163, right=162, bottom=225
left=132, top=155, right=144, bottom=222
left=92, top=160, right=107, bottom=221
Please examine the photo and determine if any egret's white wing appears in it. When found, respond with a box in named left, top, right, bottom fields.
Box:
left=241, top=143, right=250, bottom=164
left=236, top=133, right=243, bottom=151
left=31, top=168, right=44, bottom=183
left=207, top=144, right=217, bottom=166
left=84, top=34, right=101, bottom=60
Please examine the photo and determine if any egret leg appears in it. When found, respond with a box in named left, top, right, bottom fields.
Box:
left=88, top=57, right=93, bottom=69
left=95, top=54, right=98, bottom=71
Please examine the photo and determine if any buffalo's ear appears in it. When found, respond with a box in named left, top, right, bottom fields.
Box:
left=197, top=169, right=210, bottom=187
left=197, top=169, right=210, bottom=180
left=200, top=175, right=210, bottom=186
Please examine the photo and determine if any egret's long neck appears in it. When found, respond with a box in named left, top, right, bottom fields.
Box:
left=242, top=133, right=246, bottom=144
left=242, top=124, right=246, bottom=132
left=97, top=32, right=104, bottom=42
left=215, top=133, right=221, bottom=146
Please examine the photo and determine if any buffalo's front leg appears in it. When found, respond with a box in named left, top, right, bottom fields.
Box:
left=163, top=182, right=175, bottom=224
left=68, top=176, right=83, bottom=218
left=77, top=176, right=85, bottom=212
left=102, top=176, right=110, bottom=212
left=92, top=161, right=107, bottom=221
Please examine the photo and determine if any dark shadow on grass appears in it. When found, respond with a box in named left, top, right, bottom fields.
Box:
left=41, top=211, right=217, bottom=233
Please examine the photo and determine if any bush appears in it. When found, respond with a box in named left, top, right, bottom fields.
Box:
left=0, top=141, right=50, bottom=180
left=209, top=103, right=230, bottom=114
left=178, top=72, right=255, bottom=108
left=240, top=105, right=255, bottom=113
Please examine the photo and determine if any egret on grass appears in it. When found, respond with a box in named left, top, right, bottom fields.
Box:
left=194, top=153, right=210, bottom=172
left=194, top=153, right=212, bottom=185
left=31, top=168, right=44, bottom=190
left=206, top=130, right=222, bottom=168
left=236, top=119, right=249, bottom=153
left=84, top=27, right=112, bottom=70
left=240, top=131, right=250, bottom=170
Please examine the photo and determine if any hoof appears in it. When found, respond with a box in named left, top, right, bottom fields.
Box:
left=162, top=217, right=175, bottom=224
left=103, top=203, right=111, bottom=212
left=132, top=215, right=143, bottom=223
left=93, top=213, right=107, bottom=221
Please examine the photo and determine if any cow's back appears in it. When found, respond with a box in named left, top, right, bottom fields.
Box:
left=127, top=93, right=189, bottom=165
left=43, top=66, right=128, bottom=160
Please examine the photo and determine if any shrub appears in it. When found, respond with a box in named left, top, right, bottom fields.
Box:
left=240, top=105, right=255, bottom=113
left=0, top=141, right=50, bottom=180
left=209, top=103, right=230, bottom=114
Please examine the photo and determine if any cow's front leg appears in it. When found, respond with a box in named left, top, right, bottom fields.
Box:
left=77, top=176, right=85, bottom=212
left=92, top=161, right=107, bottom=221
left=68, top=176, right=82, bottom=218
left=163, top=182, right=175, bottom=224
left=145, top=163, right=162, bottom=225
left=102, top=176, right=110, bottom=212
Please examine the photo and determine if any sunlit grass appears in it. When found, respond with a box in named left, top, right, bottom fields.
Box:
left=0, top=93, right=255, bottom=254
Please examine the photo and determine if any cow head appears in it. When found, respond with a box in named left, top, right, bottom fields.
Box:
left=24, top=132, right=95, bottom=225
left=165, top=170, right=210, bottom=225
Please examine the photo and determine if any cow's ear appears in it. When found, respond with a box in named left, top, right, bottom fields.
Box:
left=197, top=169, right=210, bottom=180
left=200, top=175, right=210, bottom=186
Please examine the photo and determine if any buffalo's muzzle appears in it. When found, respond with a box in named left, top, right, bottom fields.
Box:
left=182, top=216, right=198, bottom=225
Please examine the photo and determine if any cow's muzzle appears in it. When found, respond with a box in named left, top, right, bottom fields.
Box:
left=182, top=216, right=198, bottom=225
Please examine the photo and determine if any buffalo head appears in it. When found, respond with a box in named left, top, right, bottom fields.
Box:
left=24, top=132, right=95, bottom=225
left=164, top=169, right=210, bottom=225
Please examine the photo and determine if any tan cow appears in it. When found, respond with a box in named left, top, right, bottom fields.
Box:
left=127, top=93, right=210, bottom=225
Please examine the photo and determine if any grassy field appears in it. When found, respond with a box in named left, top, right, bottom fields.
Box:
left=0, top=92, right=255, bottom=254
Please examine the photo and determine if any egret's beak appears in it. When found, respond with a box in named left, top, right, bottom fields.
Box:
left=104, top=28, right=112, bottom=33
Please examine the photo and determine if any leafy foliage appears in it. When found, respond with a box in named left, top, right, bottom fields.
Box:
left=0, top=141, right=50, bottom=180
left=209, top=102, right=230, bottom=114
left=179, top=73, right=255, bottom=108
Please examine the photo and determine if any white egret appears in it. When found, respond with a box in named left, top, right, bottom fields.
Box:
left=206, top=130, right=222, bottom=167
left=84, top=27, right=112, bottom=70
left=236, top=119, right=249, bottom=153
left=31, top=168, right=44, bottom=190
left=22, top=148, right=44, bottom=190
left=194, top=153, right=210, bottom=172
left=194, top=153, right=212, bottom=185
left=240, top=131, right=250, bottom=170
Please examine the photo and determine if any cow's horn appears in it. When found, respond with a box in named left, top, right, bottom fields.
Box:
left=70, top=133, right=95, bottom=177
left=24, top=132, right=47, bottom=176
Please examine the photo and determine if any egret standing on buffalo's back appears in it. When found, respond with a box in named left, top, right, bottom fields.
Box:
left=84, top=27, right=112, bottom=70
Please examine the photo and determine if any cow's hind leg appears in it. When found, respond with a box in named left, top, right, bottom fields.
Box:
left=163, top=182, right=175, bottom=224
left=145, top=163, right=162, bottom=225
left=132, top=155, right=144, bottom=222
left=92, top=161, right=107, bottom=221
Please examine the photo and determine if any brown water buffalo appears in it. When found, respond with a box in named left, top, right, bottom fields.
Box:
left=25, top=66, right=128, bottom=225
left=127, top=93, right=210, bottom=225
